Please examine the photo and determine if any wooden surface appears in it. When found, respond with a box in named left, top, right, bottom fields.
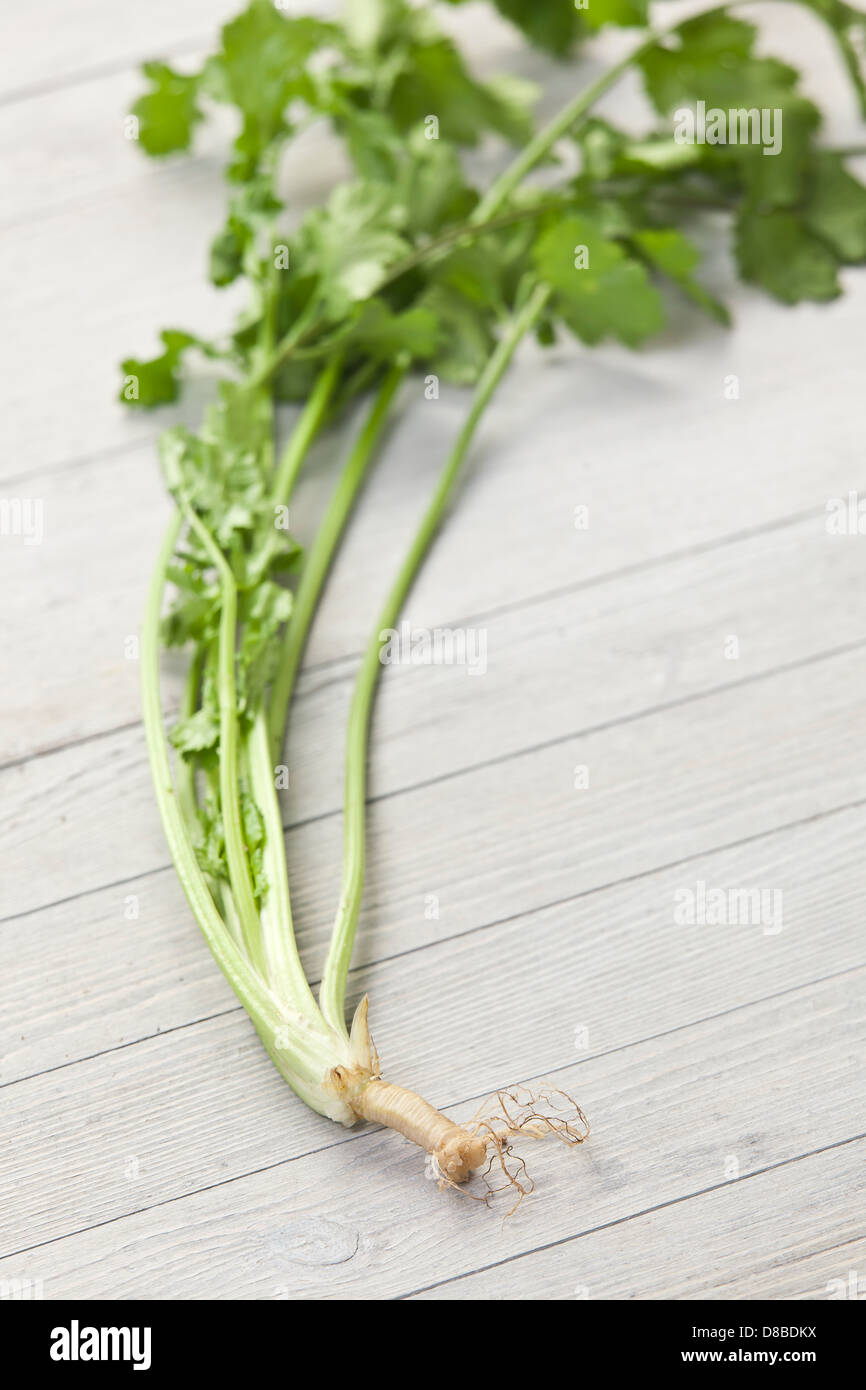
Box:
left=1, top=2, right=865, bottom=1301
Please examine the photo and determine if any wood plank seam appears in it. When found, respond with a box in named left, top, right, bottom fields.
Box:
left=4, top=963, right=862, bottom=1261
left=0, top=37, right=210, bottom=112
left=3, top=636, right=865, bottom=928
left=401, top=1132, right=866, bottom=1299
left=0, top=488, right=848, bottom=777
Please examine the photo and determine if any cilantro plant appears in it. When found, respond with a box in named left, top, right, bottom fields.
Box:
left=124, top=0, right=866, bottom=1197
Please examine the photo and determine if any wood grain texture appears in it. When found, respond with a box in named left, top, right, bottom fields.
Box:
left=1, top=972, right=861, bottom=1297
left=409, top=1141, right=866, bottom=1301
left=1, top=2, right=864, bottom=1302
left=2, top=806, right=864, bottom=1253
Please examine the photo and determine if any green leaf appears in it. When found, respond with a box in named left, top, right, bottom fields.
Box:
left=638, top=14, right=819, bottom=210
left=417, top=283, right=497, bottom=383
left=119, top=329, right=198, bottom=408
left=632, top=228, right=730, bottom=324
left=209, top=177, right=283, bottom=286
left=238, top=581, right=295, bottom=715
left=639, top=15, right=760, bottom=114
left=170, top=707, right=220, bottom=756
left=345, top=300, right=441, bottom=360
left=208, top=1, right=335, bottom=175
left=132, top=62, right=202, bottom=156
left=240, top=791, right=267, bottom=898
left=193, top=795, right=226, bottom=878
left=534, top=214, right=664, bottom=346
left=735, top=208, right=841, bottom=303
left=387, top=37, right=533, bottom=145
left=398, top=130, right=479, bottom=237
left=582, top=0, right=648, bottom=32
left=344, top=0, right=407, bottom=52
left=298, top=182, right=410, bottom=315
left=210, top=220, right=248, bottom=287
left=803, top=153, right=866, bottom=262
left=486, top=0, right=584, bottom=54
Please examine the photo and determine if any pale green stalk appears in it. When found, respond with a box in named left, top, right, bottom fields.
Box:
left=141, top=519, right=280, bottom=1037
left=247, top=706, right=320, bottom=1015
left=143, top=520, right=363, bottom=1104
left=318, top=282, right=552, bottom=1033
left=270, top=352, right=345, bottom=506
left=267, top=362, right=406, bottom=759
left=179, top=500, right=265, bottom=974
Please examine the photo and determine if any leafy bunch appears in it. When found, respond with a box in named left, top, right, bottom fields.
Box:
left=127, top=0, right=866, bottom=1103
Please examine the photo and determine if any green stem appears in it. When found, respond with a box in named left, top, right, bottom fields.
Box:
left=141, top=517, right=281, bottom=1036
left=246, top=293, right=320, bottom=392
left=270, top=352, right=344, bottom=506
left=180, top=500, right=265, bottom=975
left=472, top=34, right=664, bottom=223
left=175, top=648, right=203, bottom=828
left=246, top=707, right=321, bottom=1016
left=267, top=363, right=406, bottom=761
left=318, top=281, right=553, bottom=1034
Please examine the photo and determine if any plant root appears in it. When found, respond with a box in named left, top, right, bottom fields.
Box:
left=431, top=1083, right=590, bottom=1216
left=334, top=1002, right=589, bottom=1210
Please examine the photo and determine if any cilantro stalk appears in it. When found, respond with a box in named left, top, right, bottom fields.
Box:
left=179, top=499, right=267, bottom=973
left=319, top=281, right=552, bottom=1033
left=268, top=362, right=406, bottom=759
left=141, top=520, right=280, bottom=1038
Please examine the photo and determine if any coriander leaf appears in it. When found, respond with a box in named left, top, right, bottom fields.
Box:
left=132, top=61, right=202, bottom=157
left=399, top=134, right=479, bottom=237
left=120, top=329, right=198, bottom=408
left=345, top=300, right=441, bottom=360
left=485, top=0, right=584, bottom=54
left=534, top=214, right=664, bottom=346
left=237, top=581, right=294, bottom=716
left=803, top=152, right=866, bottom=262
left=387, top=36, right=533, bottom=145
left=343, top=0, right=407, bottom=52
left=582, top=0, right=648, bottom=32
left=632, top=228, right=730, bottom=324
left=170, top=707, right=220, bottom=756
left=240, top=791, right=267, bottom=898
left=195, top=793, right=227, bottom=881
left=210, top=220, right=248, bottom=287
left=416, top=283, right=497, bottom=383
left=209, top=176, right=283, bottom=286
left=206, top=1, right=336, bottom=176
left=298, top=182, right=410, bottom=315
left=638, top=13, right=819, bottom=210
left=735, top=208, right=841, bottom=302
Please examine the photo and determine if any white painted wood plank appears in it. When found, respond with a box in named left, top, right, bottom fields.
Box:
left=3, top=633, right=865, bottom=928
left=4, top=781, right=862, bottom=1090
left=1, top=801, right=862, bottom=1245
left=409, top=1142, right=866, bottom=1301
left=3, top=0, right=865, bottom=1303
left=4, top=392, right=866, bottom=772
left=1, top=970, right=860, bottom=1295
left=0, top=2, right=235, bottom=99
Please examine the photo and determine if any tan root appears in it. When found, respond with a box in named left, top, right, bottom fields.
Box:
left=330, top=1004, right=589, bottom=1210
left=349, top=1078, right=489, bottom=1183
